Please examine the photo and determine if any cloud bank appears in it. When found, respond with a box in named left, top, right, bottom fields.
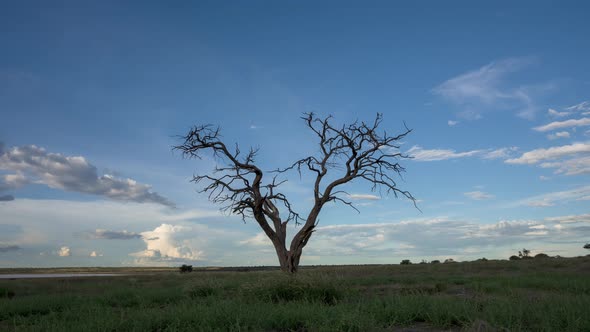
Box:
left=0, top=144, right=174, bottom=207
left=89, top=229, right=142, bottom=240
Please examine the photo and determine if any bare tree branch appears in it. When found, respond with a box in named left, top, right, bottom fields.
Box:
left=175, top=113, right=415, bottom=273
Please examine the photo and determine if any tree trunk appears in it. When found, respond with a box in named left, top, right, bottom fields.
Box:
left=276, top=249, right=302, bottom=274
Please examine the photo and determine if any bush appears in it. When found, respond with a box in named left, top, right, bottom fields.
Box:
left=584, top=243, right=590, bottom=249
left=509, top=255, right=520, bottom=261
left=476, top=257, right=488, bottom=262
left=251, top=279, right=341, bottom=305
left=444, top=258, right=456, bottom=263
left=430, top=260, right=440, bottom=264
left=535, top=253, right=550, bottom=259
left=0, top=288, right=15, bottom=299
left=187, top=285, right=217, bottom=298
left=179, top=264, right=193, bottom=273
left=400, top=259, right=412, bottom=265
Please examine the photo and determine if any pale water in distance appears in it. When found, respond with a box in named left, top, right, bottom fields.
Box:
left=0, top=273, right=125, bottom=279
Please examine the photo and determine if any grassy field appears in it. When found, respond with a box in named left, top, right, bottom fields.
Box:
left=1, top=256, right=590, bottom=331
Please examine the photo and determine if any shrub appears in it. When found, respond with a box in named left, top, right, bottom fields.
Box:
left=400, top=259, right=412, bottom=265
left=187, top=285, right=217, bottom=298
left=179, top=264, right=193, bottom=273
left=444, top=258, right=456, bottom=263
left=476, top=257, right=488, bottom=262
left=535, top=253, right=549, bottom=259
left=430, top=260, right=440, bottom=264
left=434, top=283, right=447, bottom=292
left=509, top=255, right=520, bottom=261
left=584, top=243, right=590, bottom=249
left=0, top=288, right=15, bottom=299
left=251, top=279, right=342, bottom=305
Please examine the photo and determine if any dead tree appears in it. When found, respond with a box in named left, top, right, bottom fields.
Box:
left=174, top=113, right=415, bottom=273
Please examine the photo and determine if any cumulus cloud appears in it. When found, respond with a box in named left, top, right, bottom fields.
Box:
left=533, top=118, right=590, bottom=132
left=0, top=245, right=20, bottom=253
left=547, top=131, right=570, bottom=140
left=464, top=191, right=494, bottom=200
left=0, top=145, right=174, bottom=207
left=58, top=246, right=71, bottom=257
left=293, top=216, right=574, bottom=261
left=505, top=142, right=590, bottom=164
left=239, top=232, right=271, bottom=247
left=89, top=251, right=103, bottom=257
left=132, top=224, right=204, bottom=262
left=89, top=229, right=142, bottom=240
left=0, top=173, right=29, bottom=192
left=0, top=195, right=14, bottom=201
left=348, top=194, right=380, bottom=201
left=432, top=57, right=542, bottom=119
left=447, top=120, right=459, bottom=126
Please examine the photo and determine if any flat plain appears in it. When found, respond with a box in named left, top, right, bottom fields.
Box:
left=1, top=256, right=590, bottom=331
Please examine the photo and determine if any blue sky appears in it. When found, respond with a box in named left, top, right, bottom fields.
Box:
left=1, top=1, right=590, bottom=267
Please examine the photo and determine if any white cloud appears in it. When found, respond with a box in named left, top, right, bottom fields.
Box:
left=548, top=108, right=571, bottom=117
left=447, top=120, right=459, bottom=126
left=239, top=232, right=271, bottom=247
left=292, top=216, right=587, bottom=262
left=89, top=251, right=103, bottom=257
left=539, top=175, right=551, bottom=181
left=132, top=224, right=204, bottom=262
left=0, top=145, right=174, bottom=207
left=540, top=156, right=590, bottom=175
left=533, top=118, right=590, bottom=132
left=526, top=199, right=554, bottom=207
left=348, top=194, right=380, bottom=201
left=505, top=142, right=590, bottom=164
left=515, top=185, right=590, bottom=207
left=408, top=146, right=518, bottom=161
left=464, top=191, right=494, bottom=200
left=407, top=146, right=482, bottom=161
left=565, top=101, right=590, bottom=112
left=545, top=213, right=590, bottom=224
left=0, top=173, right=29, bottom=191
left=58, top=246, right=71, bottom=257
left=432, top=57, right=541, bottom=119
left=524, top=230, right=548, bottom=236
left=547, top=131, right=570, bottom=140
left=482, top=147, right=519, bottom=159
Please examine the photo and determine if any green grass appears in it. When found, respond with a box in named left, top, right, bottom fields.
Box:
left=1, top=256, right=590, bottom=331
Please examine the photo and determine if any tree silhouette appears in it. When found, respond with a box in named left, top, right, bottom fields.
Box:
left=518, top=248, right=530, bottom=258
left=584, top=243, right=590, bottom=250
left=175, top=113, right=415, bottom=273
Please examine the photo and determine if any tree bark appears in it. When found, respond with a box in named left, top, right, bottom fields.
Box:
left=276, top=248, right=302, bottom=274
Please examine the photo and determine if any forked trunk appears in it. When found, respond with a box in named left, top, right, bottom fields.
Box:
left=277, top=249, right=302, bottom=274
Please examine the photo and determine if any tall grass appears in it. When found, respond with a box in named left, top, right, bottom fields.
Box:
left=1, top=256, right=589, bottom=331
